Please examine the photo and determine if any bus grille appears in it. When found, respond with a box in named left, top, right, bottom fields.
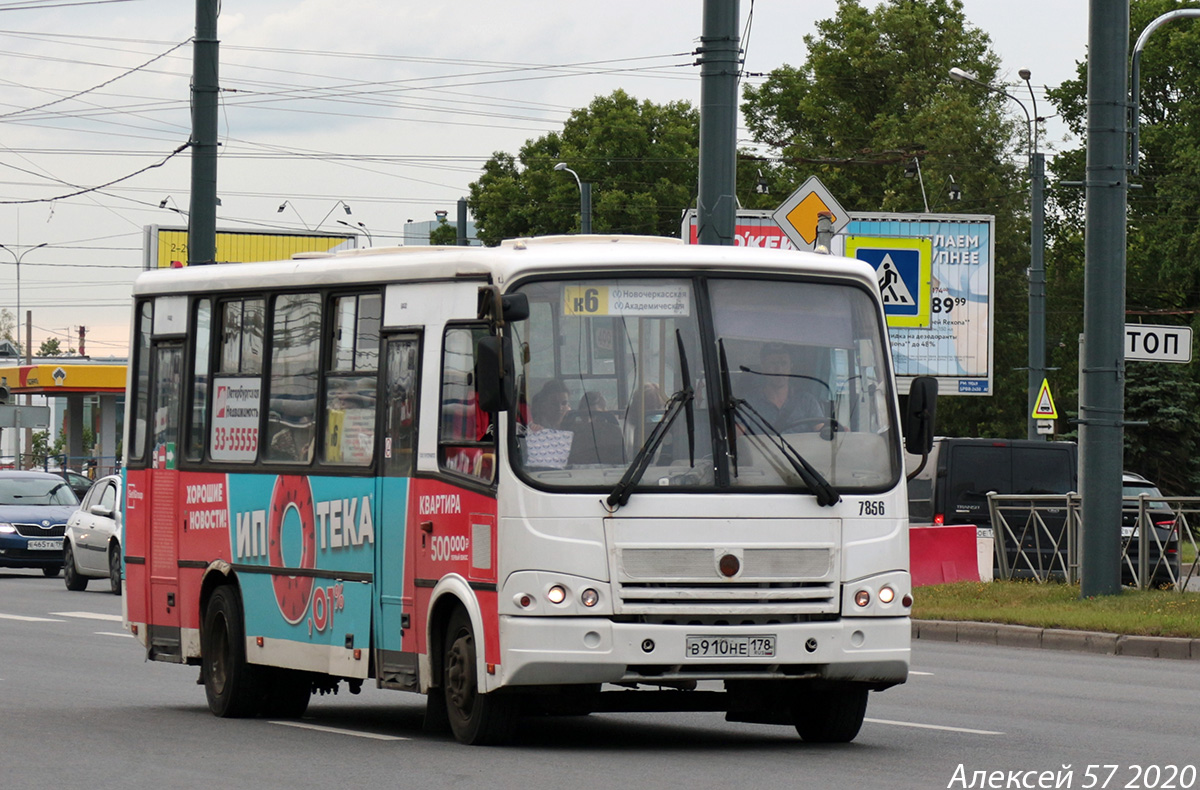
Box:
left=615, top=547, right=837, bottom=614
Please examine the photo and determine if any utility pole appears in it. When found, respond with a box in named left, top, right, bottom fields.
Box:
left=696, top=0, right=740, bottom=246
left=188, top=0, right=219, bottom=266
left=1079, top=0, right=1130, bottom=597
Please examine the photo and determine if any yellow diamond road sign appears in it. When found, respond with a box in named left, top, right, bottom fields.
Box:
left=772, top=176, right=850, bottom=249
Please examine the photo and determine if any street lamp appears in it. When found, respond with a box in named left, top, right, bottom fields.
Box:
left=337, top=219, right=373, bottom=247
left=0, top=242, right=47, bottom=353
left=554, top=162, right=592, bottom=234
left=951, top=66, right=1046, bottom=441
left=276, top=200, right=352, bottom=231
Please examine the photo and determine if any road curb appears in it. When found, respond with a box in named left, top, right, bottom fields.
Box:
left=912, top=620, right=1200, bottom=661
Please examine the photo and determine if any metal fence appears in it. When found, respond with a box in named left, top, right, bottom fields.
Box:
left=986, top=493, right=1200, bottom=591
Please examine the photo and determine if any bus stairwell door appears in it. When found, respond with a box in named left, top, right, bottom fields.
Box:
left=146, top=343, right=184, bottom=660
left=376, top=333, right=420, bottom=687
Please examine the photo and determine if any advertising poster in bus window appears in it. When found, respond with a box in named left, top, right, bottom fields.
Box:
left=845, top=214, right=994, bottom=396
left=211, top=377, right=262, bottom=461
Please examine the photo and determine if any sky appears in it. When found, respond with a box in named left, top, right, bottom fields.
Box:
left=0, top=0, right=1090, bottom=357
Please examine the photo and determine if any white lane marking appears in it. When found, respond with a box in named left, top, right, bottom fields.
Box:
left=910, top=670, right=934, bottom=676
left=51, top=611, right=124, bottom=622
left=95, top=631, right=135, bottom=638
left=268, top=720, right=410, bottom=741
left=0, top=613, right=64, bottom=622
left=866, top=718, right=1004, bottom=736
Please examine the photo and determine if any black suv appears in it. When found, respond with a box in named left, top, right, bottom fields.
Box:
left=1121, top=472, right=1180, bottom=587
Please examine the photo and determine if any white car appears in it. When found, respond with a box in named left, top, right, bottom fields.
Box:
left=62, top=475, right=123, bottom=594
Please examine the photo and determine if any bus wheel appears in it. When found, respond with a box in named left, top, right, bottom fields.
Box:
left=443, top=608, right=515, bottom=745
left=791, top=685, right=869, bottom=743
left=260, top=668, right=311, bottom=718
left=202, top=585, right=259, bottom=718
left=63, top=545, right=87, bottom=591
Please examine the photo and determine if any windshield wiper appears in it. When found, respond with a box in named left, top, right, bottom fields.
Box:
left=729, top=398, right=841, bottom=508
left=717, top=339, right=739, bottom=476
left=607, top=331, right=694, bottom=508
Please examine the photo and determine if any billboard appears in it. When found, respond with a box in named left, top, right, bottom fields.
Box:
left=681, top=209, right=995, bottom=396
left=847, top=213, right=994, bottom=396
left=143, top=226, right=357, bottom=269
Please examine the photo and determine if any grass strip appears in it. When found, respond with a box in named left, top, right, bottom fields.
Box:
left=911, top=580, right=1200, bottom=639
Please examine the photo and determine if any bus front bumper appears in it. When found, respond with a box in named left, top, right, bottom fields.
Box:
left=495, top=615, right=910, bottom=689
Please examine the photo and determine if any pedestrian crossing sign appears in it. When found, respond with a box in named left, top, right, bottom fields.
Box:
left=1032, top=379, right=1058, bottom=419
left=845, top=236, right=933, bottom=328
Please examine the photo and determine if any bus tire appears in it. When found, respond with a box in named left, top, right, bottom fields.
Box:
left=443, top=608, right=515, bottom=745
left=202, top=585, right=260, bottom=718
left=259, top=668, right=311, bottom=718
left=791, top=685, right=868, bottom=743
left=63, top=545, right=87, bottom=591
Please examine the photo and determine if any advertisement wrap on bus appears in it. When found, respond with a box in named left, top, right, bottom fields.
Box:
left=121, top=235, right=935, bottom=745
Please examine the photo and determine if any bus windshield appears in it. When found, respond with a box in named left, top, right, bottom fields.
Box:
left=510, top=275, right=899, bottom=493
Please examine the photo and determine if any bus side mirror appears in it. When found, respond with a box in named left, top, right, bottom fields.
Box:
left=501, top=293, right=529, bottom=323
left=904, top=376, right=937, bottom=456
left=476, top=335, right=515, bottom=412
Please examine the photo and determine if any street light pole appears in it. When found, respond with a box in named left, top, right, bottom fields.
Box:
left=0, top=242, right=47, bottom=353
left=554, top=163, right=592, bottom=234
left=951, top=66, right=1045, bottom=440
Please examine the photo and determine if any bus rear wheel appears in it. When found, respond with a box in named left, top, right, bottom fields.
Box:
left=443, top=608, right=516, bottom=745
left=791, top=685, right=869, bottom=743
left=202, top=585, right=260, bottom=718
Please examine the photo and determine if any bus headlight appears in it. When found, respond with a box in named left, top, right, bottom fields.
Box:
left=878, top=586, right=895, bottom=604
left=546, top=585, right=567, bottom=604
left=580, top=588, right=599, bottom=607
left=854, top=589, right=870, bottom=607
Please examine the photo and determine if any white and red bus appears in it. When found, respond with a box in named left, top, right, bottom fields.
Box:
left=122, top=235, right=935, bottom=745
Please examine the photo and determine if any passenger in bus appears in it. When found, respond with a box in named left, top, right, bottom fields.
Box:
left=742, top=343, right=827, bottom=432
left=524, top=380, right=574, bottom=468
left=563, top=391, right=624, bottom=465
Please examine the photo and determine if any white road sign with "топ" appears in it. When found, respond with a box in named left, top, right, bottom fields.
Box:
left=1125, top=323, right=1193, bottom=363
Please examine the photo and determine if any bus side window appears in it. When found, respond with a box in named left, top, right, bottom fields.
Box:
left=439, top=325, right=494, bottom=482
left=265, top=293, right=321, bottom=464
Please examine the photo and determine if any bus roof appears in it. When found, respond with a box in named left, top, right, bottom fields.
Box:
left=131, top=234, right=880, bottom=297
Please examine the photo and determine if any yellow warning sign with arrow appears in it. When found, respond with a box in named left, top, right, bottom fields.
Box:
left=1032, top=379, right=1058, bottom=419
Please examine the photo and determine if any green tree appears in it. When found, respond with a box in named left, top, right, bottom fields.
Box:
left=38, top=337, right=62, bottom=356
left=740, top=0, right=1031, bottom=437
left=429, top=222, right=458, bottom=246
left=467, top=89, right=700, bottom=245
left=1045, top=0, right=1200, bottom=493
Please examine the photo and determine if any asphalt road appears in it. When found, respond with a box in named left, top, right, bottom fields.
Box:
left=2, top=568, right=1195, bottom=790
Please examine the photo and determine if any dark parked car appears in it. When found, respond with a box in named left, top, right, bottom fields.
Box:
left=56, top=469, right=94, bottom=501
left=1121, top=472, right=1180, bottom=587
left=0, top=470, right=81, bottom=576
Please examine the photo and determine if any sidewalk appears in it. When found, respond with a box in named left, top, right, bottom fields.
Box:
left=913, top=619, right=1200, bottom=660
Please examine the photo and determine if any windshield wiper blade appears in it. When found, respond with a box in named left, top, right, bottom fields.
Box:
left=731, top=400, right=841, bottom=507
left=607, top=331, right=694, bottom=509
left=718, top=339, right=738, bottom=476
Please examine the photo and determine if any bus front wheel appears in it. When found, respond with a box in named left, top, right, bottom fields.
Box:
left=202, top=585, right=259, bottom=718
left=442, top=608, right=516, bottom=745
left=791, top=685, right=869, bottom=743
